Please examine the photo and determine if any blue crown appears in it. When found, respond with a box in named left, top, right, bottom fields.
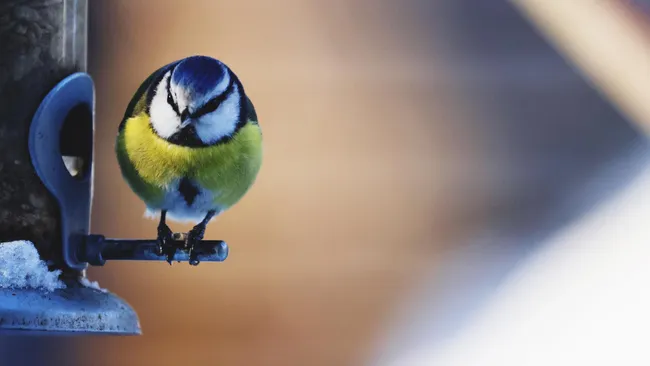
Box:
left=170, top=56, right=228, bottom=100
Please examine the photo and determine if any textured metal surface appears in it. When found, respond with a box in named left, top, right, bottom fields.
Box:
left=0, top=285, right=141, bottom=335
left=0, top=0, right=143, bottom=341
left=0, top=0, right=88, bottom=272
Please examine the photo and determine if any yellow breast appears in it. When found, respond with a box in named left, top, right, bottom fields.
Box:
left=120, top=113, right=263, bottom=208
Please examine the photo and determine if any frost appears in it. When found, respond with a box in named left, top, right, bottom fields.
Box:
left=79, top=276, right=107, bottom=293
left=0, top=241, right=65, bottom=292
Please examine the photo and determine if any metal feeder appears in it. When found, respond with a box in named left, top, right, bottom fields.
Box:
left=0, top=0, right=229, bottom=335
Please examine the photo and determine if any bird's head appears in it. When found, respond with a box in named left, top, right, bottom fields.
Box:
left=148, top=56, right=243, bottom=146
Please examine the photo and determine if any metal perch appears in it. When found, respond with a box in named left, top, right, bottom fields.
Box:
left=82, top=234, right=229, bottom=266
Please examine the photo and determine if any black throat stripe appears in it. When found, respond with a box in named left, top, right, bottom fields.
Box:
left=178, top=177, right=200, bottom=206
left=166, top=124, right=206, bottom=147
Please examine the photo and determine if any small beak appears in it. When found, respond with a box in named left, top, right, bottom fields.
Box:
left=179, top=119, right=192, bottom=130
left=179, top=109, right=192, bottom=128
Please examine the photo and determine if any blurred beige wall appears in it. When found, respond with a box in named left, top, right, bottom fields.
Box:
left=82, top=1, right=480, bottom=365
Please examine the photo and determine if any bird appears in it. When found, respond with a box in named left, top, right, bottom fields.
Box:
left=115, top=55, right=262, bottom=265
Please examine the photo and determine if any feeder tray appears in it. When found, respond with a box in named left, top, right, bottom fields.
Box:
left=0, top=285, right=140, bottom=335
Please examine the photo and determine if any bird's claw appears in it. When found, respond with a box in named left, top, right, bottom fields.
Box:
left=189, top=251, right=200, bottom=266
left=156, top=223, right=173, bottom=252
left=157, top=223, right=176, bottom=264
left=186, top=226, right=205, bottom=266
left=163, top=245, right=177, bottom=265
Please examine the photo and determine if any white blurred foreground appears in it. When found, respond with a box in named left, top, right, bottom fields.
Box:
left=379, top=156, right=650, bottom=366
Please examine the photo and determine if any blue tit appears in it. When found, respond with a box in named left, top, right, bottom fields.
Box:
left=115, top=55, right=262, bottom=264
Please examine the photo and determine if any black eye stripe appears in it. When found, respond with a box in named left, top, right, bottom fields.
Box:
left=190, top=80, right=234, bottom=119
left=165, top=74, right=180, bottom=115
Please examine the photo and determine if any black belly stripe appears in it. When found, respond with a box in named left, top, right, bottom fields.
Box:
left=178, top=177, right=200, bottom=206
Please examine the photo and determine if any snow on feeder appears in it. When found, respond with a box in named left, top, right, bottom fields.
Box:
left=0, top=0, right=228, bottom=335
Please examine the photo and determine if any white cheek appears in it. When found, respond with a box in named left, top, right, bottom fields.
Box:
left=150, top=73, right=180, bottom=139
left=194, top=85, right=241, bottom=144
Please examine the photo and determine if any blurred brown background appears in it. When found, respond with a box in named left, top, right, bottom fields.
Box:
left=2, top=1, right=647, bottom=365
left=76, top=1, right=648, bottom=365
left=81, top=1, right=480, bottom=365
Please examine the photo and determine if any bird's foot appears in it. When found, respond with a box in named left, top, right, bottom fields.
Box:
left=156, top=223, right=173, bottom=252
left=157, top=223, right=176, bottom=264
left=186, top=225, right=206, bottom=266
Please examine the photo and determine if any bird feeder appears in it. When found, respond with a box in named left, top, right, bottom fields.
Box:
left=0, top=0, right=228, bottom=335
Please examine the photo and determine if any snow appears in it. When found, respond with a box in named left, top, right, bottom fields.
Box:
left=0, top=241, right=110, bottom=294
left=0, top=240, right=65, bottom=292
left=79, top=276, right=107, bottom=293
